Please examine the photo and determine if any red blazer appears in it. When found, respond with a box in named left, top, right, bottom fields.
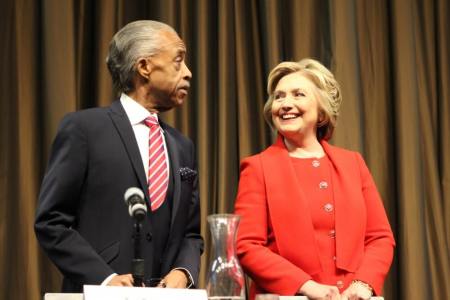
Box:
left=234, top=136, right=395, bottom=297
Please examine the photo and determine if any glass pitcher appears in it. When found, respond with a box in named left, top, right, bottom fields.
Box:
left=206, top=214, right=245, bottom=300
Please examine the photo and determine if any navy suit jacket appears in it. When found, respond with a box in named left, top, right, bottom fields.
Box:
left=35, top=100, right=203, bottom=292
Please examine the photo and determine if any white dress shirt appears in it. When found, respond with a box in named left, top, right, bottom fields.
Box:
left=120, top=93, right=170, bottom=179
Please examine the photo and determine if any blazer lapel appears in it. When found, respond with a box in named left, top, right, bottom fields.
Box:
left=322, top=141, right=364, bottom=272
left=160, top=122, right=181, bottom=227
left=260, top=135, right=322, bottom=275
left=108, top=101, right=150, bottom=204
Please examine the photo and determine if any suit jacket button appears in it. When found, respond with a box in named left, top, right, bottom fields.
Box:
left=146, top=233, right=152, bottom=242
left=324, top=203, right=334, bottom=212
left=328, top=229, right=336, bottom=238
left=312, top=159, right=320, bottom=167
left=319, top=181, right=329, bottom=189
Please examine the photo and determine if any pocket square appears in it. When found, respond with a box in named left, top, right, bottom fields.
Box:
left=179, top=167, right=197, bottom=182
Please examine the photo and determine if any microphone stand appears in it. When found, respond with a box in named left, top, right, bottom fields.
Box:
left=132, top=217, right=144, bottom=287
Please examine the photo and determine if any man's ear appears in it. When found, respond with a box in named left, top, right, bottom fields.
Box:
left=136, top=58, right=152, bottom=80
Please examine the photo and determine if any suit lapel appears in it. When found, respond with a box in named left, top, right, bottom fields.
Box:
left=322, top=141, right=364, bottom=272
left=108, top=101, right=150, bottom=204
left=160, top=122, right=181, bottom=227
left=261, top=135, right=322, bottom=275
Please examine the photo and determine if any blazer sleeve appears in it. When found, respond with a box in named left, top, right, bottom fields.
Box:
left=172, top=141, right=204, bottom=287
left=353, top=153, right=395, bottom=295
left=34, top=113, right=115, bottom=285
left=234, top=156, right=312, bottom=295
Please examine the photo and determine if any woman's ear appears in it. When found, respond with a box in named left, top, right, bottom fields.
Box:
left=317, top=110, right=326, bottom=127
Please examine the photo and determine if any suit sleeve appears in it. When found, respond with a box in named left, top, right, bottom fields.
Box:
left=34, top=113, right=115, bottom=285
left=234, top=156, right=312, bottom=295
left=172, top=141, right=204, bottom=287
left=353, top=153, right=395, bottom=295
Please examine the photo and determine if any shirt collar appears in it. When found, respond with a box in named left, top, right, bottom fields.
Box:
left=120, top=93, right=159, bottom=126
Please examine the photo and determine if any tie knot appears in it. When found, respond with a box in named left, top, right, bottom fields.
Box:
left=144, top=116, right=159, bottom=128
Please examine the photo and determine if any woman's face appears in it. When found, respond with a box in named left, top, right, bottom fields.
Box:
left=271, top=72, right=321, bottom=140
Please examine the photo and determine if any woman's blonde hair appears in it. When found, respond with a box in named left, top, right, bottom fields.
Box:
left=263, top=58, right=342, bottom=140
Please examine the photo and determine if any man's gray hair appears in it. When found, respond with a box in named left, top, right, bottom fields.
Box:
left=106, top=20, right=176, bottom=93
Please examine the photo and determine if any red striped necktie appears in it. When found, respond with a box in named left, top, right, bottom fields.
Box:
left=144, top=116, right=168, bottom=211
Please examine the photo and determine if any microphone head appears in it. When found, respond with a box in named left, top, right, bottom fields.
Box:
left=124, top=187, right=145, bottom=205
left=124, top=187, right=147, bottom=218
left=129, top=203, right=147, bottom=221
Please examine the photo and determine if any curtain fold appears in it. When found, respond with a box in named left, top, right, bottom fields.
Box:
left=391, top=0, right=450, bottom=298
left=1, top=0, right=449, bottom=299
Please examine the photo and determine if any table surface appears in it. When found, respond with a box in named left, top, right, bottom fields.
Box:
left=44, top=293, right=384, bottom=300
left=280, top=297, right=383, bottom=300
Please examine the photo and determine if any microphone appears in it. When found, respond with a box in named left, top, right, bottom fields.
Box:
left=124, top=187, right=147, bottom=221
left=124, top=187, right=146, bottom=287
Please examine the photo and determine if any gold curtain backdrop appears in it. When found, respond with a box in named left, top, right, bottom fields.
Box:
left=1, top=0, right=449, bottom=299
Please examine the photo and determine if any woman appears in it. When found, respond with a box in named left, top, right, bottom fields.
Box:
left=234, top=58, right=395, bottom=300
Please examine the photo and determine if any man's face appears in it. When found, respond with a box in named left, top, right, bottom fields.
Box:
left=146, top=31, right=192, bottom=111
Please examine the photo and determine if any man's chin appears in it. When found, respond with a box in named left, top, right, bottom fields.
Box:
left=154, top=100, right=183, bottom=113
left=173, top=96, right=187, bottom=107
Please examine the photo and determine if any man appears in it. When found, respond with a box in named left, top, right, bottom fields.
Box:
left=34, top=20, right=203, bottom=292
